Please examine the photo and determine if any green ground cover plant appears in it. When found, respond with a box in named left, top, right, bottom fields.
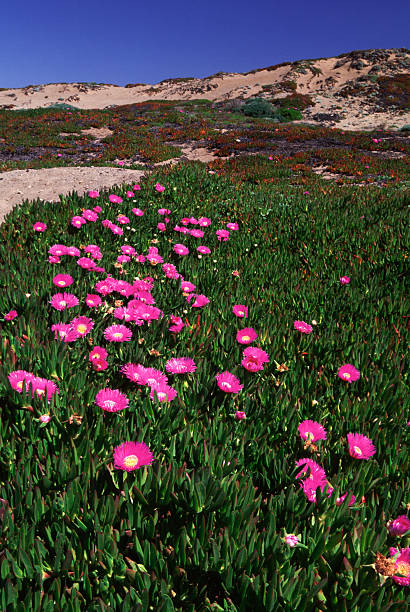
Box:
left=0, top=100, right=409, bottom=610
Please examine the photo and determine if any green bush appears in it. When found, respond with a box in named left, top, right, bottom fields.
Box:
left=243, top=98, right=276, bottom=118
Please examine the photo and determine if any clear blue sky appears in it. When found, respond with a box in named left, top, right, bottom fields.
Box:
left=1, top=0, right=409, bottom=88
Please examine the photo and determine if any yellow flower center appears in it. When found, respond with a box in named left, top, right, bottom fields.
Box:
left=113, top=332, right=123, bottom=339
left=396, top=561, right=410, bottom=577
left=77, top=324, right=87, bottom=334
left=58, top=281, right=65, bottom=286
left=16, top=381, right=24, bottom=391
left=123, top=455, right=139, bottom=468
left=343, top=373, right=351, bottom=379
left=353, top=446, right=362, bottom=455
left=242, top=335, right=250, bottom=342
left=306, top=432, right=314, bottom=441
left=36, top=389, right=45, bottom=396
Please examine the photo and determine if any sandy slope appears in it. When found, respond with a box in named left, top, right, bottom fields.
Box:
left=1, top=49, right=409, bottom=131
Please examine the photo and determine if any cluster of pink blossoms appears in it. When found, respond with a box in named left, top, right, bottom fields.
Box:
left=9, top=370, right=59, bottom=402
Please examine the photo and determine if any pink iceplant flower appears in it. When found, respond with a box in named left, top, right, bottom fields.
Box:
left=155, top=183, right=165, bottom=192
left=234, top=411, right=246, bottom=420
left=4, top=310, right=18, bottom=321
left=347, top=433, right=376, bottom=460
left=284, top=534, right=299, bottom=547
left=49, top=293, right=79, bottom=311
left=216, top=372, right=243, bottom=393
left=298, top=420, right=327, bottom=443
left=233, top=305, right=248, bottom=318
left=33, top=222, right=47, bottom=232
left=173, top=244, right=189, bottom=256
left=165, top=358, right=196, bottom=374
left=197, top=246, right=211, bottom=254
left=109, top=194, right=123, bottom=204
left=88, top=190, right=100, bottom=198
left=52, top=274, right=74, bottom=288
left=338, top=364, right=360, bottom=383
left=96, top=388, right=128, bottom=412
left=113, top=441, right=154, bottom=471
left=340, top=276, right=351, bottom=284
left=104, top=325, right=132, bottom=343
left=236, top=328, right=258, bottom=344
left=294, top=320, right=313, bottom=334
left=216, top=229, right=230, bottom=242
left=387, top=516, right=410, bottom=537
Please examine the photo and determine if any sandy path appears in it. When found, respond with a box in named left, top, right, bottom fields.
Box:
left=0, top=166, right=147, bottom=224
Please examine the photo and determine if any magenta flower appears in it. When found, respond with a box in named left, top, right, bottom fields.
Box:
left=83, top=209, right=98, bottom=222
left=89, top=346, right=108, bottom=362
left=113, top=441, right=154, bottom=471
left=8, top=370, right=36, bottom=393
left=155, top=183, right=165, bottom=192
left=77, top=257, right=96, bottom=270
left=85, top=294, right=102, bottom=308
left=236, top=327, right=258, bottom=345
left=140, top=368, right=168, bottom=388
left=149, top=383, right=178, bottom=403
left=336, top=493, right=356, bottom=507
left=338, top=364, right=360, bottom=383
left=216, top=229, right=230, bottom=242
left=71, top=216, right=86, bottom=228
left=92, top=359, right=108, bottom=371
left=121, top=363, right=147, bottom=384
left=33, top=222, right=47, bottom=232
left=284, top=534, right=299, bottom=547
left=198, top=217, right=211, bottom=227
left=4, top=310, right=18, bottom=321
left=49, top=293, right=79, bottom=311
left=241, top=346, right=270, bottom=372
left=51, top=322, right=72, bottom=341
left=96, top=388, right=128, bottom=412
left=132, top=208, right=144, bottom=216
left=347, top=433, right=376, bottom=460
left=174, top=243, right=189, bottom=256
left=340, top=276, right=351, bottom=285
left=49, top=244, right=67, bottom=256
left=226, top=222, right=239, bottom=231
left=66, top=246, right=81, bottom=256
left=39, top=414, right=51, bottom=423
left=52, top=274, right=74, bottom=288
left=70, top=316, right=94, bottom=338
left=190, top=294, right=209, bottom=308
left=93, top=206, right=102, bottom=213
left=169, top=315, right=185, bottom=333
left=88, top=190, right=100, bottom=198
left=190, top=229, right=204, bottom=238
left=294, top=320, right=313, bottom=334
left=387, top=516, right=410, bottom=537
left=216, top=372, right=243, bottom=393
left=121, top=245, right=136, bottom=256
left=180, top=280, right=196, bottom=293
left=298, top=420, right=327, bottom=442
left=49, top=256, right=60, bottom=264
left=109, top=194, right=123, bottom=204
left=387, top=548, right=410, bottom=586
left=117, top=215, right=130, bottom=225
left=165, top=358, right=196, bottom=374
left=104, top=325, right=132, bottom=343
left=233, top=304, right=248, bottom=318
left=234, top=411, right=246, bottom=420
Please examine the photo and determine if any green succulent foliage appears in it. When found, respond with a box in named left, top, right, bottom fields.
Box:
left=0, top=138, right=408, bottom=609
left=242, top=98, right=276, bottom=118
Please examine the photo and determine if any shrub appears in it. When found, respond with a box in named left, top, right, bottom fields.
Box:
left=242, top=98, right=276, bottom=118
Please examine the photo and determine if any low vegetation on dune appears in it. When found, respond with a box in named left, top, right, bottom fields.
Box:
left=0, top=97, right=409, bottom=610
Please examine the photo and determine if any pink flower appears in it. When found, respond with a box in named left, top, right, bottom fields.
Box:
left=82, top=209, right=98, bottom=222
left=155, top=183, right=165, bottom=192
left=66, top=246, right=81, bottom=256
left=121, top=245, right=136, bottom=255
left=49, top=244, right=67, bottom=256
left=49, top=293, right=79, bottom=311
left=121, top=363, right=147, bottom=384
left=298, top=420, right=327, bottom=442
left=198, top=217, right=211, bottom=227
left=96, top=388, right=128, bottom=412
left=233, top=304, right=248, bottom=318
left=340, top=276, right=351, bottom=284
left=52, top=274, right=74, bottom=288
left=92, top=359, right=108, bottom=371
left=85, top=294, right=102, bottom=308
left=71, top=216, right=86, bottom=228
left=113, top=441, right=154, bottom=471
left=48, top=256, right=61, bottom=264
left=157, top=223, right=166, bottom=232
left=150, top=383, right=178, bottom=403
left=33, top=222, right=47, bottom=232
left=158, top=208, right=170, bottom=215
left=234, top=411, right=246, bottom=420
left=88, top=190, right=100, bottom=198
left=226, top=222, right=239, bottom=231
left=109, top=194, right=123, bottom=204
left=387, top=548, right=410, bottom=586
left=180, top=281, right=196, bottom=293
left=77, top=257, right=96, bottom=270
left=347, top=433, right=376, bottom=460
left=117, top=161, right=124, bottom=166
left=104, top=325, right=132, bottom=342
left=140, top=368, right=168, bottom=388
left=169, top=315, right=185, bottom=333
left=294, top=320, right=313, bottom=334
left=30, top=378, right=59, bottom=402
left=93, top=206, right=102, bottom=213
left=387, top=516, right=410, bottom=537
left=284, top=534, right=299, bottom=547
left=8, top=370, right=36, bottom=394
left=117, top=255, right=130, bottom=263
left=4, top=310, right=18, bottom=321
left=216, top=372, right=243, bottom=393
left=173, top=244, right=189, bottom=256
left=89, top=346, right=108, bottom=362
left=216, top=229, right=230, bottom=242
left=117, top=215, right=130, bottom=225
left=126, top=191, right=134, bottom=198
left=189, top=229, right=204, bottom=238
left=236, top=327, right=258, bottom=345
left=70, top=316, right=94, bottom=338
left=51, top=322, right=72, bottom=341
left=132, top=184, right=141, bottom=190
left=132, top=208, right=144, bottom=216
left=165, top=358, right=196, bottom=374
left=39, top=414, right=51, bottom=423
left=197, top=246, right=211, bottom=254
left=338, top=364, right=360, bottom=383
left=241, top=346, right=270, bottom=372
left=190, top=294, right=209, bottom=308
